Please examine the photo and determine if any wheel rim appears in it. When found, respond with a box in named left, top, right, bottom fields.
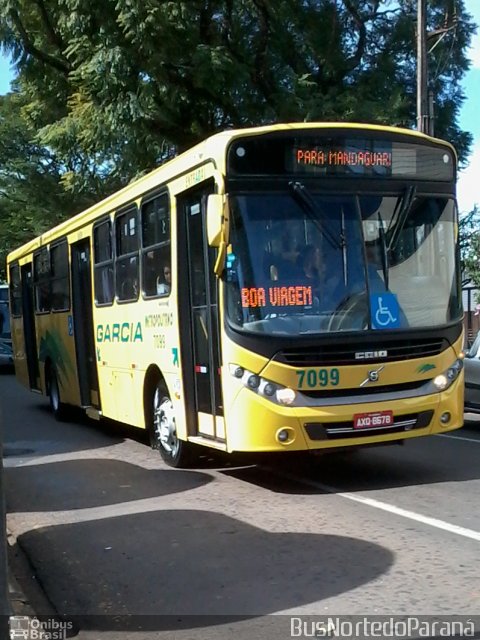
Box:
left=153, top=390, right=179, bottom=458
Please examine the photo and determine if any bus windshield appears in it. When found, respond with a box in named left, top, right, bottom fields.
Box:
left=225, top=190, right=461, bottom=335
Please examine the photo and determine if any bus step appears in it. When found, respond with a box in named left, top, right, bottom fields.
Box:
left=188, top=436, right=227, bottom=451
left=85, top=407, right=102, bottom=421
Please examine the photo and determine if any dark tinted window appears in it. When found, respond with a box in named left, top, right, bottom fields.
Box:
left=141, top=193, right=171, bottom=298
left=94, top=219, right=114, bottom=305
left=94, top=219, right=113, bottom=263
left=34, top=249, right=51, bottom=313
left=9, top=265, right=22, bottom=317
left=116, top=207, right=139, bottom=301
left=51, top=242, right=70, bottom=311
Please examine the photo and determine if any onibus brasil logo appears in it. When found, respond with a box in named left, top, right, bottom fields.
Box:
left=9, top=615, right=73, bottom=639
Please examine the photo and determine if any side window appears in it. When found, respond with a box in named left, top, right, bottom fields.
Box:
left=33, top=248, right=51, bottom=313
left=94, top=219, right=114, bottom=305
left=141, top=193, right=171, bottom=297
left=9, top=264, right=22, bottom=317
left=115, top=206, right=139, bottom=302
left=51, top=242, right=70, bottom=311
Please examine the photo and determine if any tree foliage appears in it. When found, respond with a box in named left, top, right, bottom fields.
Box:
left=0, top=0, right=477, bottom=271
left=461, top=206, right=480, bottom=294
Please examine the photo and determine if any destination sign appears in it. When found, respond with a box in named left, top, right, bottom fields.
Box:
left=295, top=148, right=392, bottom=169
left=241, top=285, right=313, bottom=308
left=227, top=130, right=455, bottom=181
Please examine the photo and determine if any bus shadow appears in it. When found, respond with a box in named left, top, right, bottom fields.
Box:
left=5, top=459, right=213, bottom=512
left=26, top=405, right=251, bottom=468
left=219, top=430, right=480, bottom=493
left=12, top=509, right=394, bottom=631
left=3, top=404, right=127, bottom=460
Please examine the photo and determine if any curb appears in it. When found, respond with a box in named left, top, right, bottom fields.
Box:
left=7, top=530, right=57, bottom=619
left=9, top=570, right=35, bottom=617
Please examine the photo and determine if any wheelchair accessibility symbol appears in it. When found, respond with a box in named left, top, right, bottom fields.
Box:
left=370, top=293, right=400, bottom=329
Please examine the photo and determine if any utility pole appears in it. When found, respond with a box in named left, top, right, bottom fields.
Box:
left=416, top=0, right=429, bottom=133
left=417, top=1, right=458, bottom=136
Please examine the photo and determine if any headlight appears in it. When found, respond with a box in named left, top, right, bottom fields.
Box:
left=433, top=359, right=463, bottom=391
left=229, top=364, right=296, bottom=405
left=275, top=388, right=296, bottom=405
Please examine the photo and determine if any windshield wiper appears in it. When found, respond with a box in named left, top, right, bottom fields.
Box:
left=388, top=185, right=417, bottom=251
left=289, top=181, right=343, bottom=251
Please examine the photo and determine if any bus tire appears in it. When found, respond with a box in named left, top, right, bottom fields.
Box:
left=47, top=367, right=69, bottom=421
left=151, top=385, right=194, bottom=468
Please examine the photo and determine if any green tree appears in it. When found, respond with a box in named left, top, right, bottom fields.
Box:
left=0, top=0, right=477, bottom=260
left=1, top=1, right=477, bottom=161
left=461, top=205, right=480, bottom=293
left=0, top=91, right=120, bottom=276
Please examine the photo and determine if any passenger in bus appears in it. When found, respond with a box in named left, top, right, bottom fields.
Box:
left=265, top=227, right=301, bottom=281
left=297, top=244, right=346, bottom=311
left=298, top=244, right=324, bottom=297
left=120, top=277, right=137, bottom=300
left=299, top=245, right=323, bottom=280
left=156, top=265, right=171, bottom=295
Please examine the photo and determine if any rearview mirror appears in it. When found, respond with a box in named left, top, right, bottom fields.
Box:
left=206, top=194, right=226, bottom=247
left=206, top=193, right=230, bottom=276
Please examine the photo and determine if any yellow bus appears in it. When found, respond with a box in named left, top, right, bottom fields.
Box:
left=7, top=123, right=464, bottom=467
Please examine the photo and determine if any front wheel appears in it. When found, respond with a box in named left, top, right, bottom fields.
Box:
left=151, top=386, right=195, bottom=468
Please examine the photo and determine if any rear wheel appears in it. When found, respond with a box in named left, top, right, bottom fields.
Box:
left=151, top=385, right=195, bottom=468
left=47, top=367, right=69, bottom=421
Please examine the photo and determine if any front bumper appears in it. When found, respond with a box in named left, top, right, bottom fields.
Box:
left=225, top=376, right=464, bottom=453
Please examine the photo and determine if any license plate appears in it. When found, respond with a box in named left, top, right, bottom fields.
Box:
left=353, top=410, right=394, bottom=429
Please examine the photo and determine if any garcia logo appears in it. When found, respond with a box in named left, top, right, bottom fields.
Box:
left=97, top=322, right=143, bottom=343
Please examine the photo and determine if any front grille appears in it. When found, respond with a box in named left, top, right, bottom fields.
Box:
left=276, top=338, right=447, bottom=367
left=304, top=410, right=433, bottom=441
left=301, top=380, right=428, bottom=399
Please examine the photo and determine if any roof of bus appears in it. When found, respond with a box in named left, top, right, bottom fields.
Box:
left=7, top=121, right=456, bottom=263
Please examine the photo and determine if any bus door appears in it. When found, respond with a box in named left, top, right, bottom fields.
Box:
left=20, top=264, right=40, bottom=390
left=71, top=239, right=99, bottom=408
left=177, top=184, right=224, bottom=441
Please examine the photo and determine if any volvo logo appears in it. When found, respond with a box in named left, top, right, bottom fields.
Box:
left=360, top=365, right=385, bottom=387
left=355, top=350, right=388, bottom=360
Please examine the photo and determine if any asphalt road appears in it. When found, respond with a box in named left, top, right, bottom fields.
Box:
left=2, top=370, right=480, bottom=639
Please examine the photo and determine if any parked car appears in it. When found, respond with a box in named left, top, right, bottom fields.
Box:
left=464, top=330, right=480, bottom=413
left=0, top=284, right=13, bottom=367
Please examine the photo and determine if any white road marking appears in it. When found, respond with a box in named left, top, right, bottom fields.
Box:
left=436, top=433, right=480, bottom=444
left=274, top=471, right=480, bottom=542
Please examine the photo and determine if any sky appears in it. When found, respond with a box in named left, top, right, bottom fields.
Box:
left=455, top=0, right=480, bottom=215
left=0, top=2, right=479, bottom=215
